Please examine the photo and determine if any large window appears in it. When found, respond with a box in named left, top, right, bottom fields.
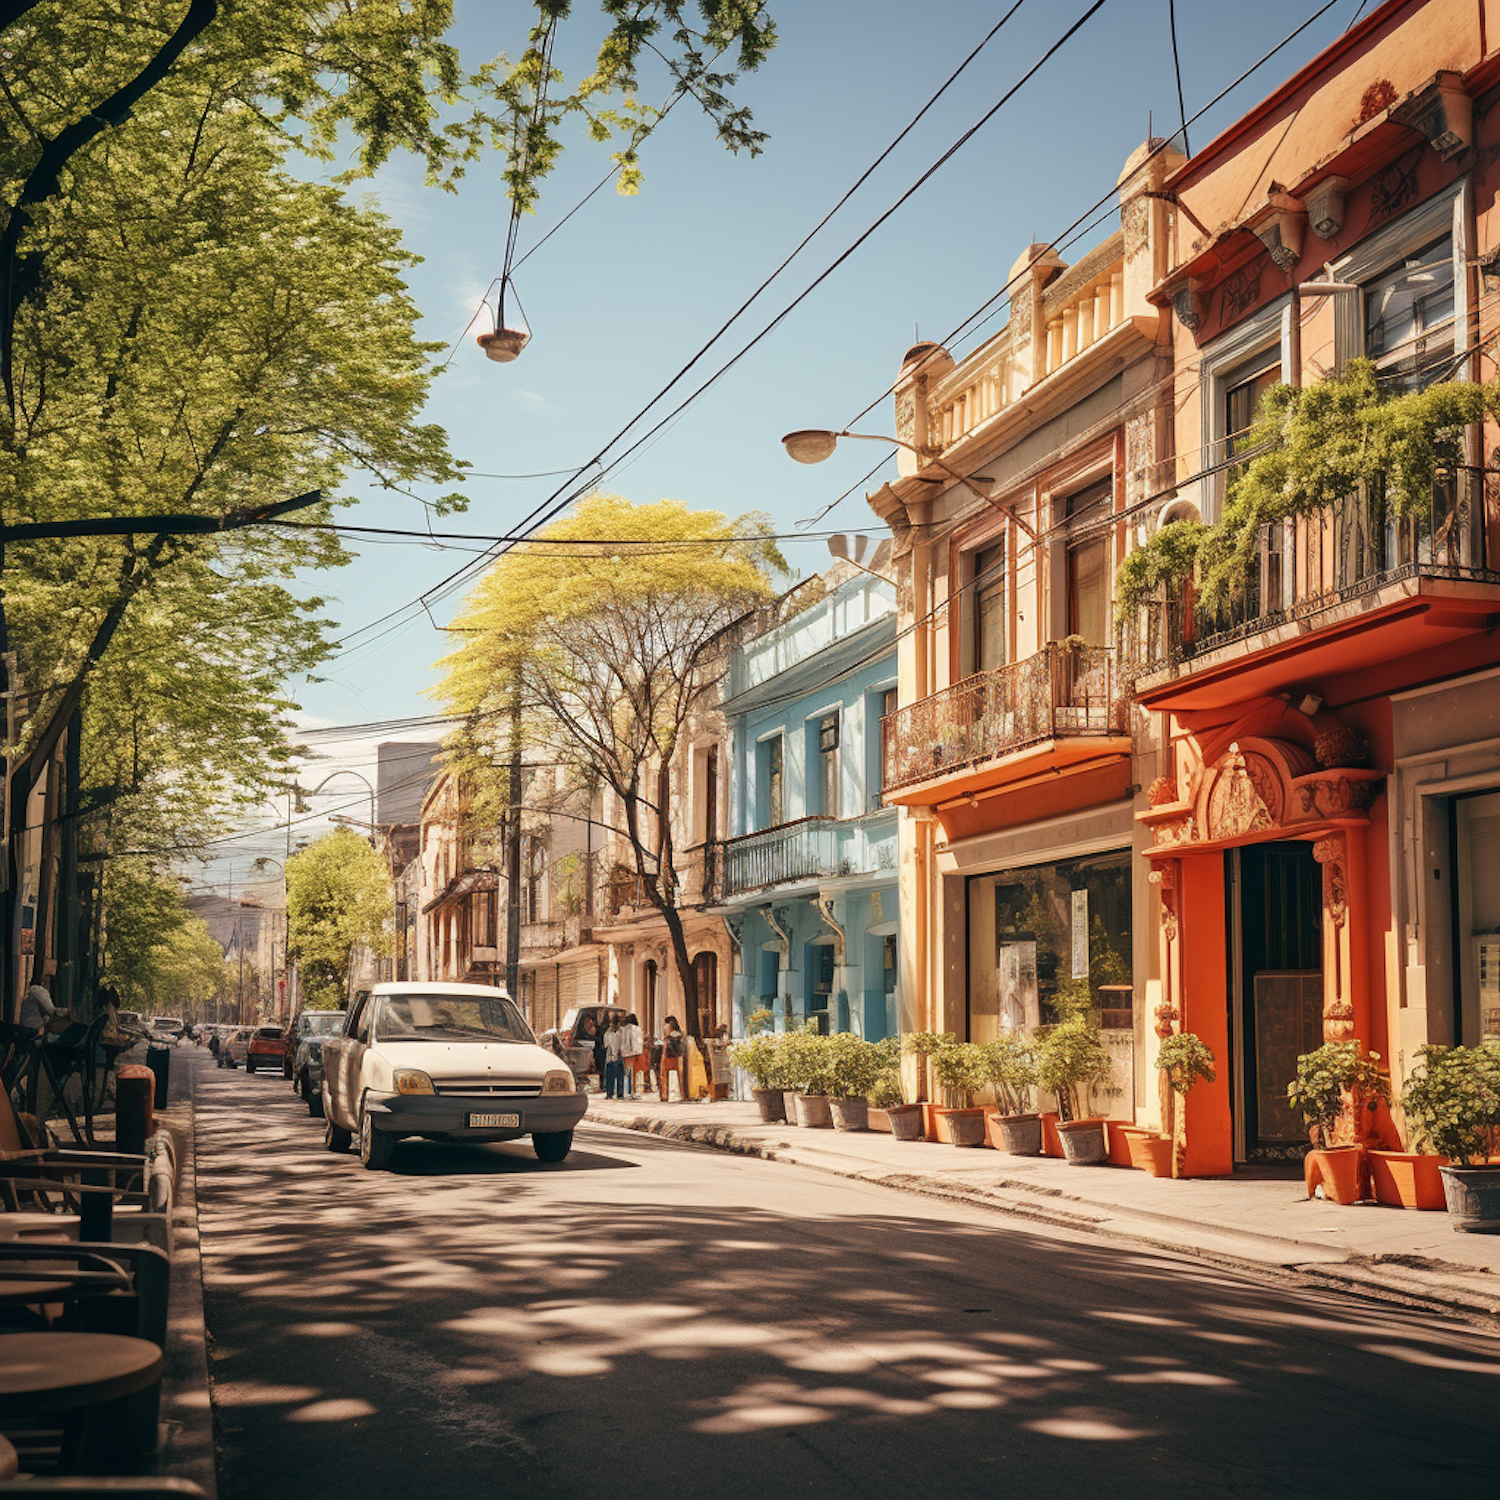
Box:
left=966, top=849, right=1133, bottom=1044
left=1224, top=355, right=1281, bottom=457
left=1063, top=479, right=1112, bottom=646
left=817, top=713, right=840, bottom=817
left=756, top=735, right=784, bottom=829
left=1364, top=233, right=1454, bottom=391
left=974, top=542, right=1007, bottom=671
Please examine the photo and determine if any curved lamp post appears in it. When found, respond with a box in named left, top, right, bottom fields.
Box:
left=781, top=428, right=1037, bottom=542
left=304, top=769, right=377, bottom=839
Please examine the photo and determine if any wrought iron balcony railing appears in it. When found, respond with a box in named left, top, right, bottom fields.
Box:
left=720, top=810, right=899, bottom=897
left=882, top=643, right=1125, bottom=794
left=1120, top=481, right=1500, bottom=678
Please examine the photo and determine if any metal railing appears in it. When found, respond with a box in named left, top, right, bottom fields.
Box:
left=1121, top=481, right=1500, bottom=677
left=720, top=810, right=899, bottom=897
left=882, top=642, right=1125, bottom=794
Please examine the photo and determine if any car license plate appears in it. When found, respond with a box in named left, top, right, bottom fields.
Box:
left=468, top=1112, right=520, bottom=1128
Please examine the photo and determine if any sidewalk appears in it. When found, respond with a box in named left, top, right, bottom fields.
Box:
left=585, top=1096, right=1500, bottom=1323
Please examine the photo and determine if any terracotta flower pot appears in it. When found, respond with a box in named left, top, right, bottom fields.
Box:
left=1040, top=1112, right=1064, bottom=1158
left=987, top=1111, right=1043, bottom=1155
left=1438, top=1164, right=1500, bottom=1232
left=792, top=1093, right=832, bottom=1129
left=751, top=1087, right=785, bottom=1124
left=919, top=1101, right=943, bottom=1142
left=867, top=1106, right=892, bottom=1133
left=1368, top=1150, right=1448, bottom=1211
left=1057, top=1118, right=1109, bottom=1166
left=1106, top=1121, right=1146, bottom=1168
left=1137, top=1134, right=1174, bottom=1177
left=476, top=326, right=529, bottom=362
left=1304, top=1145, right=1367, bottom=1205
left=782, top=1091, right=799, bottom=1121
left=935, top=1106, right=987, bottom=1147
left=830, top=1097, right=870, bottom=1132
left=886, top=1103, right=924, bottom=1141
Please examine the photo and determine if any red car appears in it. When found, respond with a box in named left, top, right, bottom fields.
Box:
left=245, top=1025, right=288, bottom=1075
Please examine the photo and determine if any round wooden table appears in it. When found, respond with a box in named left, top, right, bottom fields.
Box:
left=0, top=1331, right=162, bottom=1413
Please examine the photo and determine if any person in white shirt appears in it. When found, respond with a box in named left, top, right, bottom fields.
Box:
left=20, top=983, right=66, bottom=1036
left=602, top=1013, right=628, bottom=1099
left=620, top=1013, right=646, bottom=1098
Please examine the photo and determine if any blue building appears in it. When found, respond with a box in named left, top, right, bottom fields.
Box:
left=719, top=559, right=900, bottom=1039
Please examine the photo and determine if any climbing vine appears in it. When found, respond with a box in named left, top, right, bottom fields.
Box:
left=1115, top=360, right=1500, bottom=618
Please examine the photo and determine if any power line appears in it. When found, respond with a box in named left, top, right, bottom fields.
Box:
left=1168, top=0, right=1189, bottom=156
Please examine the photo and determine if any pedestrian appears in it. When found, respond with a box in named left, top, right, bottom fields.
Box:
left=19, top=982, right=68, bottom=1038
left=602, top=1014, right=627, bottom=1099
left=588, top=1015, right=608, bottom=1091
left=621, top=1012, right=647, bottom=1098
left=659, top=1014, right=686, bottom=1102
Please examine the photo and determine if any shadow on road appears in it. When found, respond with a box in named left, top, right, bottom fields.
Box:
left=192, top=1061, right=1500, bottom=1499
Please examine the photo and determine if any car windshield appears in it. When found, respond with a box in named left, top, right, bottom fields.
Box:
left=302, top=1013, right=343, bottom=1036
left=374, top=995, right=534, bottom=1045
left=255, top=1027, right=282, bottom=1039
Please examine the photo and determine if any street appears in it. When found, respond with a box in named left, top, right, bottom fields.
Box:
left=189, top=1051, right=1500, bottom=1499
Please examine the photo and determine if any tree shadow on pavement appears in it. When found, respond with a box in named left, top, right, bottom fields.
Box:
left=192, top=1070, right=1500, bottom=1500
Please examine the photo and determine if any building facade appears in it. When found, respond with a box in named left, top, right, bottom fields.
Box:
left=1131, top=0, right=1500, bottom=1172
left=719, top=563, right=900, bottom=1038
left=867, top=138, right=1177, bottom=1117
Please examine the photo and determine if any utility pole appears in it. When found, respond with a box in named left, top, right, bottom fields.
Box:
left=504, top=674, right=523, bottom=1006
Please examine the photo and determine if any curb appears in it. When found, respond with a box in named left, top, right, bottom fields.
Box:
left=587, top=1109, right=1500, bottom=1328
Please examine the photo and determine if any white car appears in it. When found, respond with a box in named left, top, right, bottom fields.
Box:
left=318, top=982, right=586, bottom=1171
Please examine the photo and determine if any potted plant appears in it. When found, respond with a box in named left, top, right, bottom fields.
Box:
left=1034, top=1016, right=1112, bottom=1165
left=1286, top=1041, right=1392, bottom=1205
left=1399, top=1043, right=1500, bottom=1230
left=867, top=1067, right=902, bottom=1133
left=902, top=1030, right=954, bottom=1140
left=826, top=1034, right=882, bottom=1132
left=782, top=1026, right=834, bottom=1129
left=929, top=1041, right=989, bottom=1146
left=1152, top=1031, right=1216, bottom=1178
left=728, top=1033, right=787, bottom=1123
left=980, top=1034, right=1041, bottom=1154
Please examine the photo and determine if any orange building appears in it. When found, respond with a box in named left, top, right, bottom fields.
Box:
left=868, top=138, right=1180, bottom=1115
left=1134, top=0, right=1500, bottom=1172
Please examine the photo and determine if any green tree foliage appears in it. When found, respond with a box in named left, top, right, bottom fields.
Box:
left=435, top=493, right=783, bottom=1036
left=99, top=861, right=232, bottom=1018
left=285, top=827, right=392, bottom=1008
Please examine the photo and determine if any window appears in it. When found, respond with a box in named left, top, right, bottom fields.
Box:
left=760, top=735, right=784, bottom=828
left=1364, top=233, right=1455, bottom=391
left=524, top=838, right=546, bottom=924
left=974, top=542, right=1007, bottom=671
left=818, top=713, right=840, bottom=818
left=1063, top=479, right=1112, bottom=646
left=876, top=687, right=898, bottom=803
left=1224, top=356, right=1282, bottom=458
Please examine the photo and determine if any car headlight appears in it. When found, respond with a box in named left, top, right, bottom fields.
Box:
left=393, top=1069, right=435, bottom=1095
left=541, top=1069, right=575, bottom=1096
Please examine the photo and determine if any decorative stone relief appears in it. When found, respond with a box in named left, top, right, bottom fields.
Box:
left=765, top=905, right=795, bottom=966
left=815, top=892, right=846, bottom=965
left=1369, top=146, right=1423, bottom=224
left=1221, top=263, right=1262, bottom=320
left=894, top=389, right=916, bottom=447
left=1206, top=743, right=1278, bottom=841
left=1148, top=863, right=1179, bottom=945
left=1010, top=281, right=1033, bottom=347
left=1121, top=195, right=1151, bottom=259
left=723, top=912, right=745, bottom=973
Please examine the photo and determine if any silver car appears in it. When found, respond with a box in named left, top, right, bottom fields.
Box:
left=289, top=1010, right=345, bottom=1116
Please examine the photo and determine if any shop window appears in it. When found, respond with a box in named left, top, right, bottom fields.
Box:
left=1454, top=789, right=1500, bottom=1044
left=966, top=849, right=1132, bottom=1044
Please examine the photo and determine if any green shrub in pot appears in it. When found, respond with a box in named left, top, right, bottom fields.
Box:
left=780, top=1024, right=834, bottom=1096
left=1285, top=1041, right=1390, bottom=1148
left=1400, top=1044, right=1500, bottom=1167
left=1034, top=1016, right=1111, bottom=1123
left=1155, top=1032, right=1216, bottom=1177
left=868, top=1069, right=904, bottom=1108
left=826, top=1033, right=883, bottom=1101
left=929, top=1040, right=988, bottom=1110
left=980, top=1033, right=1036, bottom=1116
left=728, top=1032, right=787, bottom=1091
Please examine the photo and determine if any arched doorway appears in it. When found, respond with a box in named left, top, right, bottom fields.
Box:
left=692, top=950, right=718, bottom=1038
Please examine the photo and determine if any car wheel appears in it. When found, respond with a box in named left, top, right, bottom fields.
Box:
left=245, top=1059, right=255, bottom=1074
left=532, top=1129, right=574, bottom=1163
left=359, top=1106, right=396, bottom=1171
left=323, top=1091, right=351, bottom=1153
left=303, top=1074, right=324, bottom=1118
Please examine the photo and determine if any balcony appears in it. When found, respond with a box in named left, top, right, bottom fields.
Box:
left=721, top=810, right=899, bottom=898
left=882, top=643, right=1127, bottom=800
left=1124, top=484, right=1500, bottom=710
left=519, top=914, right=591, bottom=958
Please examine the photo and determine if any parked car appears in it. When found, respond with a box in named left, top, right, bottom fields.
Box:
left=288, top=1010, right=346, bottom=1113
left=148, top=1016, right=185, bottom=1043
left=217, top=1026, right=252, bottom=1068
left=319, top=983, right=585, bottom=1171
left=545, top=1004, right=627, bottom=1082
left=246, top=1025, right=287, bottom=1074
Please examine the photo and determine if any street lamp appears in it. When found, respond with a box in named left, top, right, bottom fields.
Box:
left=302, top=769, right=377, bottom=840
left=781, top=428, right=1038, bottom=542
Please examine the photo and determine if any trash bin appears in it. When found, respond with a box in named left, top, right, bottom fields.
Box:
left=145, top=1043, right=170, bottom=1109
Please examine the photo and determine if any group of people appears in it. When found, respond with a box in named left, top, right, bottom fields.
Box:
left=576, top=1012, right=726, bottom=1102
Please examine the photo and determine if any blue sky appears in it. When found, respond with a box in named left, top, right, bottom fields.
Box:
left=211, top=0, right=1368, bottom=887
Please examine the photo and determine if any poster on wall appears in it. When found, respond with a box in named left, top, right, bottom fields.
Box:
left=997, top=941, right=1038, bottom=1029
left=1071, top=889, right=1089, bottom=979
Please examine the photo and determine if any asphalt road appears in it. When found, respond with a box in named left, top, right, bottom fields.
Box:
left=190, top=1051, right=1500, bottom=1499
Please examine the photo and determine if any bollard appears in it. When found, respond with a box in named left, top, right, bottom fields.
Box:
left=145, top=1043, right=170, bottom=1109
left=116, top=1063, right=155, bottom=1154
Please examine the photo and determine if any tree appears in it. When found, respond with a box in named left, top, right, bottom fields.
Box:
left=286, top=828, right=392, bottom=1008
left=437, top=492, right=783, bottom=1038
